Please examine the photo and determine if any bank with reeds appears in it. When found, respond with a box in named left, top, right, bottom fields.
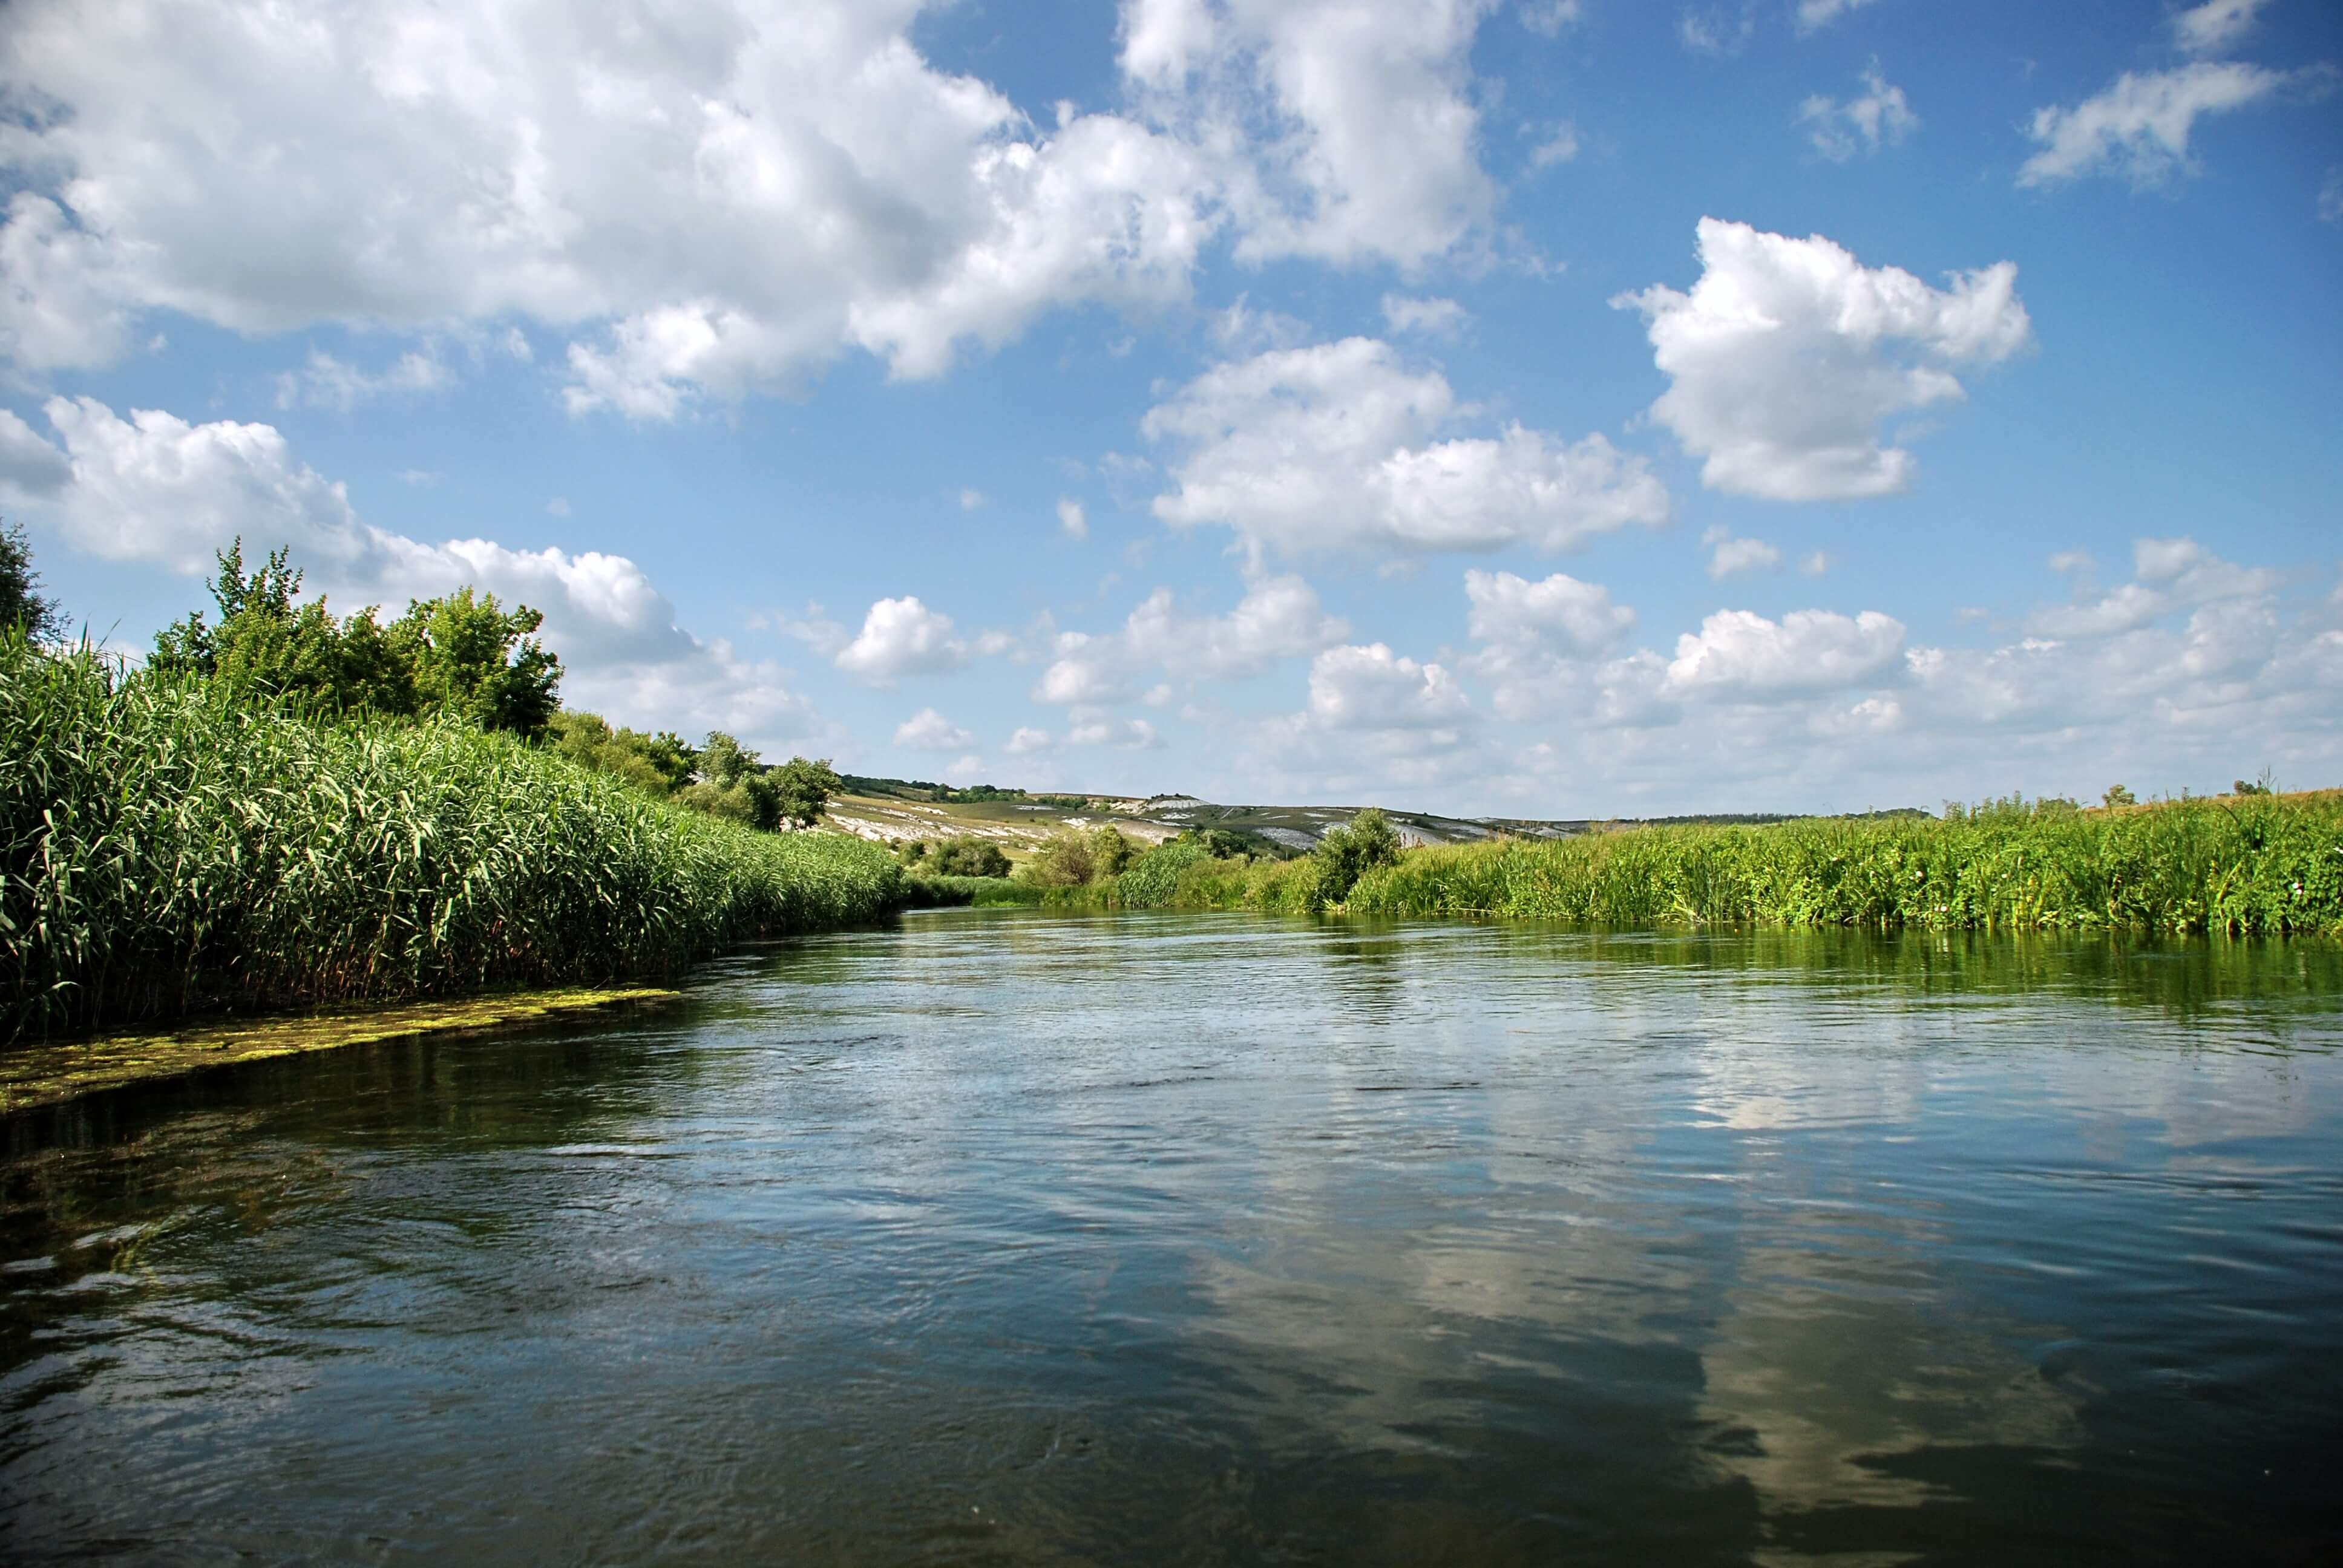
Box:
left=1106, top=797, right=2343, bottom=935
left=2, top=638, right=900, bottom=1043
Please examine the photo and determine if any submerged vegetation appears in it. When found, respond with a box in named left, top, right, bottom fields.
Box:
left=1, top=634, right=899, bottom=1043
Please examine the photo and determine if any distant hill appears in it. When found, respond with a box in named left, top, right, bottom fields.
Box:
left=824, top=776, right=1929, bottom=859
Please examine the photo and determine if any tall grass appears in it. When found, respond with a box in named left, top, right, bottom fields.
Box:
left=2, top=637, right=900, bottom=1041
left=1340, top=800, right=2343, bottom=935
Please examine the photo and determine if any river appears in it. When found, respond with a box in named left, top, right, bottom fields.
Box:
left=4, top=910, right=2341, bottom=1563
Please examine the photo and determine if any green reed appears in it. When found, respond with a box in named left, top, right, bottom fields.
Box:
left=1337, top=799, right=2343, bottom=934
left=2, top=637, right=900, bottom=1041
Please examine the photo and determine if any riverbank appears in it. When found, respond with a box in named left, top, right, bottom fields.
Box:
left=1108, top=793, right=2343, bottom=935
left=2, top=638, right=900, bottom=1044
left=0, top=985, right=679, bottom=1115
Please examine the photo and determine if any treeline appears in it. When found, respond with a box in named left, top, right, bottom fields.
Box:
left=845, top=774, right=1093, bottom=809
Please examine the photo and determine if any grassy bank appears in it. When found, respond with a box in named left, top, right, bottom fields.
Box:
left=1341, top=797, right=2342, bottom=933
left=2, top=638, right=901, bottom=1042
left=1089, top=795, right=2343, bottom=935
left=898, top=874, right=1046, bottom=909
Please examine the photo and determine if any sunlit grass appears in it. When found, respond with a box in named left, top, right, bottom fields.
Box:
left=1339, top=799, right=2343, bottom=935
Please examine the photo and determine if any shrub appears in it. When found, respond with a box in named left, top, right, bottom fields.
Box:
left=932, top=838, right=1012, bottom=878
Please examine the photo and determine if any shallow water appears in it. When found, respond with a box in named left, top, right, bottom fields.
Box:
left=3, top=912, right=2341, bottom=1564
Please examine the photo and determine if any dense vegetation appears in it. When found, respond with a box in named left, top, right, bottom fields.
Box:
left=151, top=543, right=566, bottom=737
left=1, top=635, right=900, bottom=1042
left=1000, top=797, right=2341, bottom=936
left=1340, top=795, right=2341, bottom=935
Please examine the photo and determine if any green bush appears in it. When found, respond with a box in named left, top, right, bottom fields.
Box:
left=1116, top=839, right=1214, bottom=907
left=931, top=838, right=1012, bottom=878
left=1024, top=825, right=1134, bottom=889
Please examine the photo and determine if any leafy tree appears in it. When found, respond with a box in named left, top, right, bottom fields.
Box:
left=2102, top=784, right=2136, bottom=809
left=680, top=731, right=781, bottom=829
left=548, top=710, right=697, bottom=795
left=932, top=838, right=1012, bottom=877
left=1311, top=808, right=1402, bottom=904
left=151, top=541, right=562, bottom=737
left=770, top=756, right=844, bottom=829
left=151, top=541, right=416, bottom=714
left=2233, top=778, right=2272, bottom=797
left=388, top=586, right=562, bottom=738
left=1026, top=825, right=1136, bottom=887
left=0, top=519, right=63, bottom=641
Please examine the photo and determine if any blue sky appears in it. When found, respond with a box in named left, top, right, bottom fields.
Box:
left=2, top=0, right=2338, bottom=814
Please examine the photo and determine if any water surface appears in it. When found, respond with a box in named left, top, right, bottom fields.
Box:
left=4, top=912, right=2341, bottom=1564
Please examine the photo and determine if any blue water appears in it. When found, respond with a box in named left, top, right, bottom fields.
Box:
left=4, top=912, right=2340, bottom=1563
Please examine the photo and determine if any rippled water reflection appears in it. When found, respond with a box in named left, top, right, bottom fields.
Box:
left=4, top=913, right=2340, bottom=1563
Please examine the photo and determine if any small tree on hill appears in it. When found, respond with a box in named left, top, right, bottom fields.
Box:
left=2102, top=784, right=2135, bottom=809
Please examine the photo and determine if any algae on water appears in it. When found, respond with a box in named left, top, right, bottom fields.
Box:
left=0, top=987, right=678, bottom=1116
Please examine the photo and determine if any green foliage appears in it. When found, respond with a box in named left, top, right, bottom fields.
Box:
left=0, top=520, right=64, bottom=642
left=149, top=541, right=563, bottom=738
left=2234, top=777, right=2273, bottom=797
left=1310, top=808, right=1402, bottom=906
left=1116, top=839, right=1215, bottom=907
left=931, top=838, right=1012, bottom=878
left=2102, top=784, right=2137, bottom=809
left=0, top=635, right=900, bottom=1042
left=899, top=873, right=1043, bottom=909
left=395, top=585, right=563, bottom=737
left=1024, top=825, right=1135, bottom=889
left=548, top=710, right=698, bottom=796
left=1337, top=800, right=2343, bottom=935
left=769, top=756, right=844, bottom=829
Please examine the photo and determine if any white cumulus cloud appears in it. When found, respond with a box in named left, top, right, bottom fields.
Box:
left=1309, top=642, right=1475, bottom=731
left=1119, top=0, right=1501, bottom=269
left=1614, top=218, right=2031, bottom=501
left=1464, top=569, right=1636, bottom=659
left=1703, top=527, right=1784, bottom=579
left=834, top=596, right=972, bottom=685
left=1034, top=575, right=1349, bottom=705
left=0, top=0, right=1216, bottom=402
left=1144, top=336, right=1670, bottom=556
left=895, top=707, right=978, bottom=752
left=1664, top=608, right=1908, bottom=696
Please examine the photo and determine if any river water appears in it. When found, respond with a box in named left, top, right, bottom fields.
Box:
left=3, top=911, right=2340, bottom=1564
